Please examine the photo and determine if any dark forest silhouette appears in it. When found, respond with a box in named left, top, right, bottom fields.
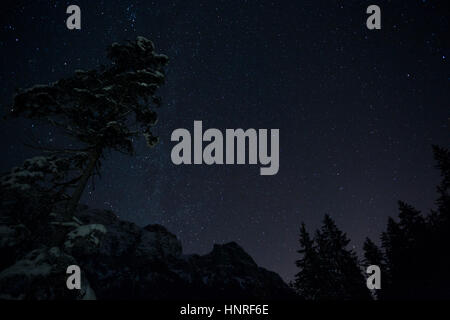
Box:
left=293, top=145, right=450, bottom=300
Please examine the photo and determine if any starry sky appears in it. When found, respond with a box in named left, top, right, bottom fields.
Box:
left=0, top=0, right=448, bottom=281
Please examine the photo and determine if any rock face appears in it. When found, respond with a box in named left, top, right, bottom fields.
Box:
left=0, top=247, right=95, bottom=300
left=0, top=206, right=294, bottom=300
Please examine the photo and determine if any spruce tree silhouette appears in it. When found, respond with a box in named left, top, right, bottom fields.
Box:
left=363, top=238, right=386, bottom=299
left=433, top=145, right=450, bottom=217
left=365, top=146, right=450, bottom=299
left=293, top=223, right=321, bottom=299
left=430, top=146, right=450, bottom=297
left=380, top=203, right=427, bottom=299
left=363, top=238, right=384, bottom=269
left=293, top=215, right=372, bottom=300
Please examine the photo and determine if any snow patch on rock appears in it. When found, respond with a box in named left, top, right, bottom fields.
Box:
left=64, top=224, right=107, bottom=249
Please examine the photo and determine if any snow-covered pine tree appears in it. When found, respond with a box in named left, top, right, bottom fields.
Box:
left=8, top=37, right=168, bottom=219
left=0, top=155, right=84, bottom=225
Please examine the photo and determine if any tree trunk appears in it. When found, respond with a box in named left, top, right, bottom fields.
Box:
left=64, top=146, right=102, bottom=220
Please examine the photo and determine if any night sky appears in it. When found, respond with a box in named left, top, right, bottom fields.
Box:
left=0, top=0, right=448, bottom=281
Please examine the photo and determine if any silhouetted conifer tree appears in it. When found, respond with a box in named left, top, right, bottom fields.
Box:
left=5, top=37, right=168, bottom=220
left=365, top=146, right=450, bottom=299
left=294, top=215, right=372, bottom=300
left=363, top=238, right=384, bottom=267
left=380, top=203, right=427, bottom=299
left=432, top=145, right=450, bottom=220
left=363, top=238, right=386, bottom=299
left=293, top=223, right=321, bottom=299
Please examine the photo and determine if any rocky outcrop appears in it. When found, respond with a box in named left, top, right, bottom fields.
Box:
left=0, top=247, right=95, bottom=300
left=0, top=206, right=294, bottom=300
